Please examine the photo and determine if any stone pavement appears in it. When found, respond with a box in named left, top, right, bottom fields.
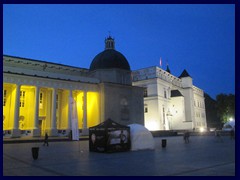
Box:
left=3, top=135, right=235, bottom=176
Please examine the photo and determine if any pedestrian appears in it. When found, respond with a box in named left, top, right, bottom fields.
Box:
left=69, top=130, right=72, bottom=140
left=215, top=129, right=223, bottom=142
left=43, top=132, right=49, bottom=146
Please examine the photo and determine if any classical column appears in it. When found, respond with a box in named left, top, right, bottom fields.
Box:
left=32, top=86, right=40, bottom=137
left=50, top=88, right=57, bottom=136
left=67, top=90, right=72, bottom=134
left=82, top=91, right=88, bottom=135
left=12, top=84, right=20, bottom=137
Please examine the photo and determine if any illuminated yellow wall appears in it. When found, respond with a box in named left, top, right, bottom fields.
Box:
left=87, top=92, right=100, bottom=127
left=58, top=90, right=69, bottom=129
left=39, top=88, right=47, bottom=117
left=9, top=85, right=17, bottom=129
left=38, top=88, right=47, bottom=134
left=19, top=86, right=35, bottom=130
left=74, top=91, right=84, bottom=129
left=45, top=90, right=52, bottom=130
left=3, top=83, right=100, bottom=132
left=3, top=83, right=15, bottom=130
left=3, top=84, right=38, bottom=130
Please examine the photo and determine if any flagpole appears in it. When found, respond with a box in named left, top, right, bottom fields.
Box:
left=160, top=57, right=162, bottom=68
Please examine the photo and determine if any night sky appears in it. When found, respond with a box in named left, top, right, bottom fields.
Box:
left=3, top=4, right=235, bottom=99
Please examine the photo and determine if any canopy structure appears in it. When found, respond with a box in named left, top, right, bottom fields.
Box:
left=89, top=119, right=131, bottom=153
left=128, top=124, right=155, bottom=151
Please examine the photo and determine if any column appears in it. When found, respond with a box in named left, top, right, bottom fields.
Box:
left=32, top=86, right=40, bottom=137
left=67, top=90, right=72, bottom=134
left=12, top=84, right=20, bottom=137
left=82, top=91, right=88, bottom=135
left=50, top=88, right=57, bottom=136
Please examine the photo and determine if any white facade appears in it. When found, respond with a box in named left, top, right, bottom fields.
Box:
left=132, top=66, right=207, bottom=131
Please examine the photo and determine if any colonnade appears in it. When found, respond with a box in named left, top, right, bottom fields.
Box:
left=3, top=83, right=99, bottom=138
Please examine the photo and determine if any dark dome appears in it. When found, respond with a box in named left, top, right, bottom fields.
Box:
left=90, top=49, right=130, bottom=71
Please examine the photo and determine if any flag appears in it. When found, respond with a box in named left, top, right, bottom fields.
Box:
left=160, top=57, right=162, bottom=67
left=69, top=97, right=79, bottom=141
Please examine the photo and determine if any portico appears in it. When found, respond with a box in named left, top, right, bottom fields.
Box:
left=3, top=73, right=100, bottom=138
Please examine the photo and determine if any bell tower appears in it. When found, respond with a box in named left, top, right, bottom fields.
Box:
left=105, top=36, right=115, bottom=50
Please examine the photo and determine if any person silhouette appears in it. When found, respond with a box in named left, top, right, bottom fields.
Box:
left=43, top=132, right=49, bottom=146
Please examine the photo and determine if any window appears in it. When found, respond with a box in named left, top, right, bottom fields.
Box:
left=19, top=91, right=25, bottom=107
left=143, top=87, right=148, bottom=97
left=3, top=89, right=7, bottom=106
left=39, top=92, right=43, bottom=109
left=164, top=90, right=167, bottom=98
left=144, top=107, right=148, bottom=113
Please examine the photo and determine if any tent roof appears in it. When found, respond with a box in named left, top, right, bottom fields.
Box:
left=224, top=120, right=235, bottom=127
left=89, top=118, right=129, bottom=130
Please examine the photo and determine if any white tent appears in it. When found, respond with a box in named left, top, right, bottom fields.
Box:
left=222, top=120, right=235, bottom=131
left=128, top=124, right=155, bottom=151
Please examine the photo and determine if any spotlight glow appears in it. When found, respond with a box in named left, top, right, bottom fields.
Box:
left=199, top=127, right=205, bottom=133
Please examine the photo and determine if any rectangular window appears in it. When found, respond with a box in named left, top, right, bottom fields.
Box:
left=39, top=92, right=43, bottom=109
left=144, top=107, right=148, bottom=113
left=143, top=88, right=148, bottom=97
left=164, top=90, right=167, bottom=98
left=20, top=90, right=25, bottom=107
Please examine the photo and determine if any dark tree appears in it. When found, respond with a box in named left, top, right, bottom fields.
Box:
left=216, top=93, right=235, bottom=123
left=204, top=93, right=222, bottom=129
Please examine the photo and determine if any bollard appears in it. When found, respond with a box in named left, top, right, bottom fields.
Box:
left=32, top=147, right=39, bottom=160
left=162, top=139, right=167, bottom=148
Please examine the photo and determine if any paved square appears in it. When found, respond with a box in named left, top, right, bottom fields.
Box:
left=3, top=136, right=235, bottom=176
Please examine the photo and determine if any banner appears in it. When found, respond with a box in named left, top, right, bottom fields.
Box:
left=69, top=96, right=79, bottom=141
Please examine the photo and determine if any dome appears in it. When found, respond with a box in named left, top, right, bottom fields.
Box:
left=89, top=36, right=130, bottom=71
left=90, top=49, right=130, bottom=71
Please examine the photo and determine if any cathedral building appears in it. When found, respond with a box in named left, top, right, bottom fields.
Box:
left=3, top=36, right=207, bottom=138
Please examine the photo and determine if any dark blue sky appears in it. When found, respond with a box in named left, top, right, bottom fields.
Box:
left=3, top=4, right=235, bottom=99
